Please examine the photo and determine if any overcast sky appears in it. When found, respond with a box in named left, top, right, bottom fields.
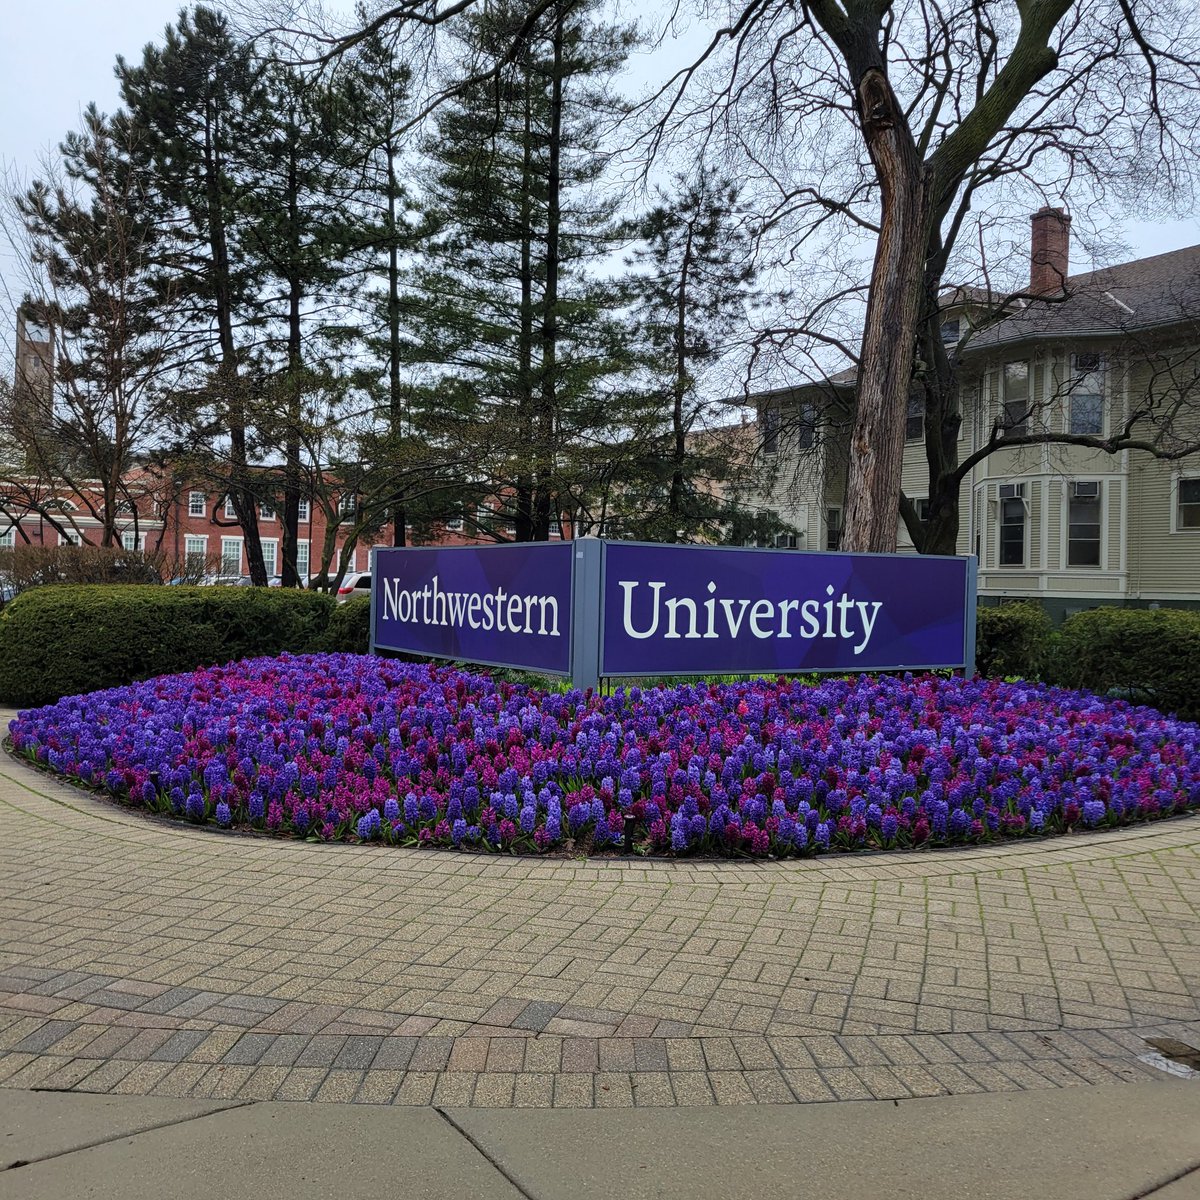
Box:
left=4, top=0, right=1200, bottom=281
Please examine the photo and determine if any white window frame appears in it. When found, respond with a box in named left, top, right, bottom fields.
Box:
left=0, top=526, right=15, bottom=548
left=1065, top=480, right=1103, bottom=569
left=259, top=502, right=276, bottom=521
left=224, top=496, right=237, bottom=520
left=997, top=482, right=1027, bottom=568
left=1068, top=352, right=1105, bottom=437
left=220, top=536, right=243, bottom=577
left=1000, top=361, right=1030, bottom=438
left=297, top=498, right=310, bottom=522
left=445, top=514, right=464, bottom=533
left=260, top=538, right=278, bottom=576
left=120, top=531, right=146, bottom=552
left=295, top=540, right=310, bottom=579
left=1171, top=474, right=1200, bottom=533
left=58, top=531, right=83, bottom=547
left=185, top=535, right=208, bottom=567
left=188, top=490, right=206, bottom=518
left=825, top=507, right=842, bottom=552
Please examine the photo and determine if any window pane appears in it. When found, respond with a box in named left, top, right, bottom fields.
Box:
left=906, top=395, right=924, bottom=441
left=1070, top=395, right=1103, bottom=435
left=296, top=542, right=310, bottom=577
left=1068, top=493, right=1101, bottom=565
left=1003, top=361, right=1029, bottom=400
left=1179, top=479, right=1200, bottom=528
left=1000, top=496, right=1024, bottom=565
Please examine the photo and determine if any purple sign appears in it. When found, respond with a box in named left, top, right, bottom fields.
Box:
left=601, top=543, right=971, bottom=676
left=372, top=543, right=574, bottom=675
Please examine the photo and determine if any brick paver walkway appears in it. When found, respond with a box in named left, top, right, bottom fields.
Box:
left=2, top=715, right=1199, bottom=1108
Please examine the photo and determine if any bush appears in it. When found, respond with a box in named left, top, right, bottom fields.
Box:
left=1052, top=607, right=1200, bottom=721
left=975, top=602, right=1053, bottom=679
left=0, top=585, right=336, bottom=707
left=0, top=544, right=167, bottom=596
left=322, top=595, right=371, bottom=654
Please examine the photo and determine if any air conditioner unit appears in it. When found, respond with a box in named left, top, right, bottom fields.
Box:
left=998, top=483, right=1026, bottom=499
left=1071, top=481, right=1100, bottom=499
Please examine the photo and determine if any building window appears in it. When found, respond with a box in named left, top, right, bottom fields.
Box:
left=261, top=538, right=278, bottom=576
left=940, top=317, right=961, bottom=345
left=796, top=403, right=816, bottom=451
left=297, top=499, right=310, bottom=522
left=1067, top=481, right=1101, bottom=566
left=120, top=531, right=144, bottom=552
left=998, top=483, right=1025, bottom=566
left=188, top=491, right=206, bottom=517
left=915, top=498, right=931, bottom=523
left=906, top=394, right=924, bottom=441
left=338, top=494, right=357, bottom=523
left=1069, top=353, right=1104, bottom=435
left=445, top=514, right=464, bottom=532
left=259, top=502, right=275, bottom=521
left=59, top=531, right=83, bottom=547
left=774, top=531, right=799, bottom=549
left=224, top=496, right=237, bottom=520
left=549, top=516, right=562, bottom=539
left=1177, top=478, right=1200, bottom=530
left=220, top=537, right=242, bottom=577
left=825, top=508, right=842, bottom=551
left=1001, top=361, right=1030, bottom=437
left=0, top=526, right=14, bottom=548
left=762, top=404, right=780, bottom=455
left=185, top=535, right=207, bottom=567
left=295, top=541, right=310, bottom=580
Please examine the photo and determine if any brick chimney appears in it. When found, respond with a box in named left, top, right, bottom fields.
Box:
left=1030, top=206, right=1071, bottom=295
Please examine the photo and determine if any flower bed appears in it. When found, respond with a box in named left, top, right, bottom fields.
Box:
left=9, top=654, right=1200, bottom=856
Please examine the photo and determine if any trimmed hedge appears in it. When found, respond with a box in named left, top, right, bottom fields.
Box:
left=322, top=595, right=371, bottom=654
left=1052, top=608, right=1200, bottom=722
left=975, top=602, right=1054, bottom=680
left=0, top=585, right=336, bottom=708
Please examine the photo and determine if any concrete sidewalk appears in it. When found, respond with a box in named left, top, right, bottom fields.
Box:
left=2, top=1080, right=1199, bottom=1199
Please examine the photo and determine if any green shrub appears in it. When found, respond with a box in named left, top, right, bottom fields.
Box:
left=322, top=595, right=371, bottom=654
left=975, top=602, right=1053, bottom=679
left=1051, top=607, right=1200, bottom=721
left=0, top=585, right=336, bottom=708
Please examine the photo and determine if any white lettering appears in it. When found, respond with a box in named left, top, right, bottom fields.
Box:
left=749, top=599, right=775, bottom=639
left=855, top=601, right=882, bottom=655
left=664, top=596, right=701, bottom=639
left=621, top=581, right=664, bottom=639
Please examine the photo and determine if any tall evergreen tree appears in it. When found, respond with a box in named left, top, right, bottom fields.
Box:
left=411, top=0, right=637, bottom=541
left=621, top=168, right=760, bottom=542
left=118, top=6, right=273, bottom=583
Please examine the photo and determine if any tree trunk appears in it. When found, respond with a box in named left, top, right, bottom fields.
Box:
left=514, top=65, right=537, bottom=543
left=204, top=98, right=265, bottom=585
left=667, top=218, right=695, bottom=537
left=533, top=3, right=564, bottom=544
left=841, top=69, right=931, bottom=554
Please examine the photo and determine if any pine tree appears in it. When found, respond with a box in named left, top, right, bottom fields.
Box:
left=118, top=6, right=273, bottom=583
left=620, top=168, right=760, bottom=542
left=412, top=0, right=638, bottom=541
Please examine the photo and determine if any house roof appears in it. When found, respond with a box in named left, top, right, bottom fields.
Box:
left=970, top=243, right=1200, bottom=350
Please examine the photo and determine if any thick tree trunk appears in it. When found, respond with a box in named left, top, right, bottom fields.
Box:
left=841, top=69, right=931, bottom=554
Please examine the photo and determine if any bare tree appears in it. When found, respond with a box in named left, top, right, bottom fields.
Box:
left=1, top=106, right=185, bottom=547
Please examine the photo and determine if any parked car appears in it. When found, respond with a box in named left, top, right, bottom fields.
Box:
left=336, top=572, right=371, bottom=603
